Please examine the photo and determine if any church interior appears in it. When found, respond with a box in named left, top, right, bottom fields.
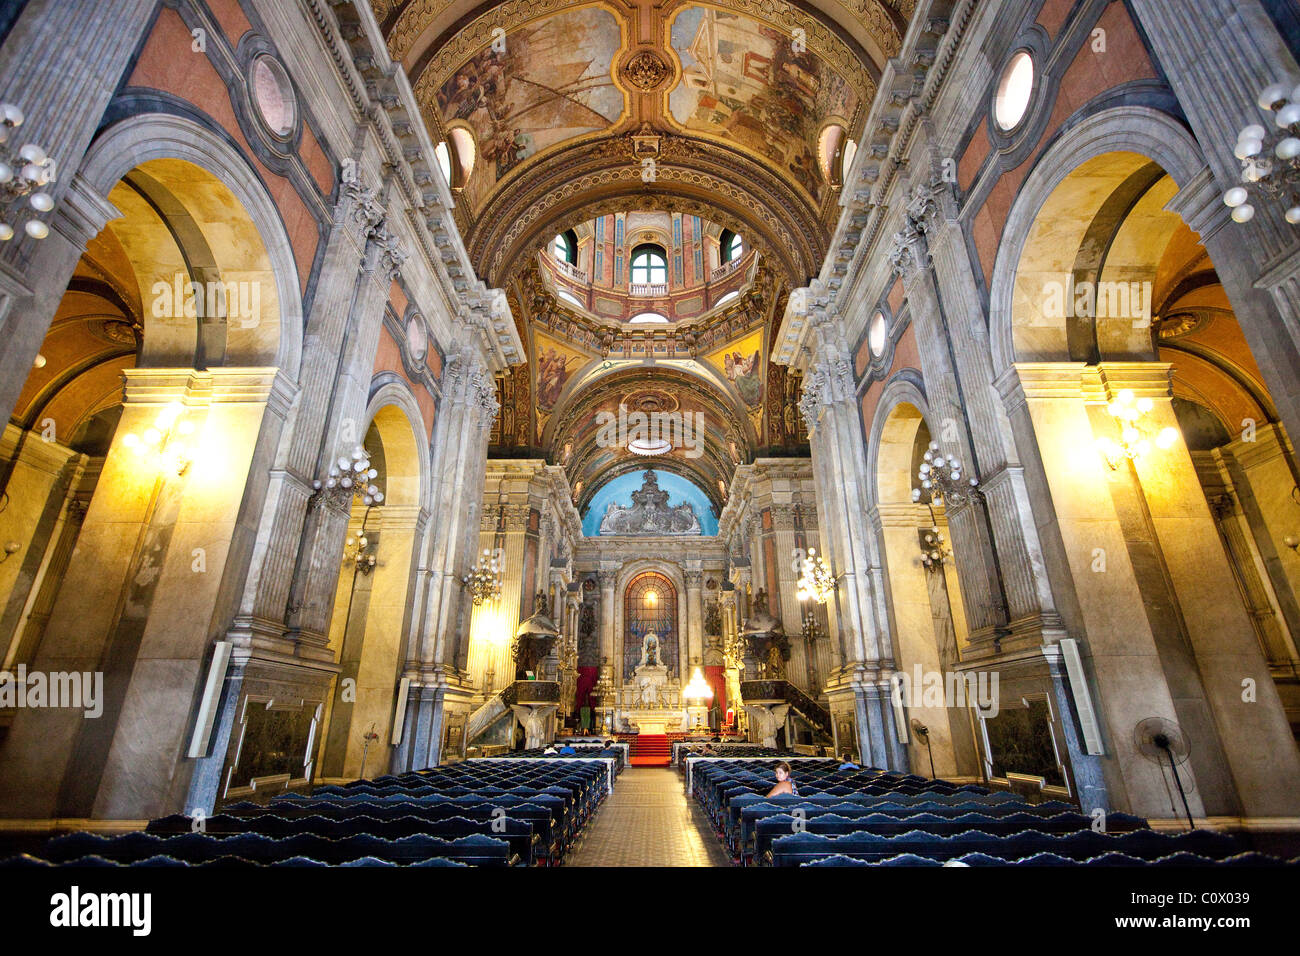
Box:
left=1, top=0, right=1300, bottom=910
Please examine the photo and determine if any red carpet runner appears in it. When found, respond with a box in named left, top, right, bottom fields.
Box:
left=627, top=733, right=671, bottom=766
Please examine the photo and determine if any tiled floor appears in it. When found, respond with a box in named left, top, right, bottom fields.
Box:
left=566, top=767, right=733, bottom=867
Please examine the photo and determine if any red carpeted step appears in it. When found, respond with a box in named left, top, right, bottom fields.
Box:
left=627, top=733, right=671, bottom=766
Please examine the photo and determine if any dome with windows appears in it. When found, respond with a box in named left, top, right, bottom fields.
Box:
left=538, top=211, right=755, bottom=321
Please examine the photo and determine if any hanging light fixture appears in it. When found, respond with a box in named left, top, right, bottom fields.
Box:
left=919, top=527, right=951, bottom=572
left=461, top=547, right=502, bottom=605
left=912, top=441, right=981, bottom=507
left=1223, top=81, right=1300, bottom=224
left=343, top=530, right=378, bottom=575
left=120, top=402, right=196, bottom=476
left=684, top=666, right=714, bottom=704
left=0, top=103, right=57, bottom=241
left=312, top=445, right=383, bottom=507
left=796, top=546, right=836, bottom=605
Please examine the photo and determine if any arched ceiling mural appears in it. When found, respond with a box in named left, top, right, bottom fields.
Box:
left=363, top=0, right=908, bottom=286
left=365, top=0, right=881, bottom=502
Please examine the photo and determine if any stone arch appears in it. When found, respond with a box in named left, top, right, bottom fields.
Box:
left=988, top=106, right=1208, bottom=376
left=77, top=111, right=304, bottom=379
left=615, top=558, right=688, bottom=684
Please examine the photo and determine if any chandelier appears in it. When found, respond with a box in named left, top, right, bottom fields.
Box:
left=462, top=547, right=502, bottom=605
left=0, top=103, right=56, bottom=241
left=683, top=667, right=714, bottom=704
left=313, top=445, right=383, bottom=507
left=1223, top=81, right=1300, bottom=224
left=912, top=441, right=981, bottom=507
left=1094, top=389, right=1179, bottom=469
left=796, top=546, right=836, bottom=605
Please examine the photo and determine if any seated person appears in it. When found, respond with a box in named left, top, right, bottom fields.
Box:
left=543, top=745, right=558, bottom=755
left=698, top=743, right=714, bottom=756
left=838, top=751, right=861, bottom=772
left=558, top=743, right=577, bottom=755
left=765, top=761, right=797, bottom=797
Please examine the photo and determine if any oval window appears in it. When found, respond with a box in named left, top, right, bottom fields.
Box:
left=994, top=51, right=1034, bottom=131
left=251, top=55, right=296, bottom=138
left=868, top=311, right=887, bottom=358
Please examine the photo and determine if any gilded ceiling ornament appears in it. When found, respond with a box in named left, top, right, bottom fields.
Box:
left=623, top=50, right=671, bottom=91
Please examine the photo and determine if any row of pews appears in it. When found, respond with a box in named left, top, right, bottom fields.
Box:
left=2, top=757, right=613, bottom=868
left=688, top=757, right=1298, bottom=866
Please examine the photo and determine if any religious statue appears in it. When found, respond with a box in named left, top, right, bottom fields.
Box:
left=638, top=674, right=660, bottom=707
left=765, top=641, right=787, bottom=680
left=639, top=631, right=661, bottom=667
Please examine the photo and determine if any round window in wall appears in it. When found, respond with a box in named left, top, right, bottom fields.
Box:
left=993, top=51, right=1034, bottom=131
left=868, top=311, right=887, bottom=358
left=251, top=55, right=297, bottom=138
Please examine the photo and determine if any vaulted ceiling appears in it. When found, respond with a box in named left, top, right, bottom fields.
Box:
left=363, top=0, right=906, bottom=520
left=366, top=0, right=911, bottom=286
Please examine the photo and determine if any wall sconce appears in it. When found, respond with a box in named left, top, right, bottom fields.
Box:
left=0, top=103, right=57, bottom=241
left=919, top=526, right=951, bottom=572
left=1095, top=390, right=1179, bottom=469
left=120, top=402, right=195, bottom=475
left=796, top=546, right=836, bottom=604
left=913, top=442, right=981, bottom=507
left=312, top=445, right=383, bottom=507
left=343, top=530, right=378, bottom=575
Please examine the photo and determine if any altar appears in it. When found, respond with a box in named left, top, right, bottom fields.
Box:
left=620, top=709, right=684, bottom=735
left=617, top=630, right=687, bottom=733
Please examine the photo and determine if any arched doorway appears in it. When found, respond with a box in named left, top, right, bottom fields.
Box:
left=990, top=117, right=1300, bottom=816
left=0, top=144, right=296, bottom=819
left=873, top=392, right=978, bottom=780
left=319, top=394, right=428, bottom=780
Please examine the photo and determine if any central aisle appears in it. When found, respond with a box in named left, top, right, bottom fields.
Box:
left=567, top=767, right=733, bottom=867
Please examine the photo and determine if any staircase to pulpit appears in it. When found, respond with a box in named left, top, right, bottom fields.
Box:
left=740, top=679, right=833, bottom=749
left=466, top=680, right=562, bottom=753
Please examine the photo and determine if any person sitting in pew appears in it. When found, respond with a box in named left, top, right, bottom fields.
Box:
left=766, top=761, right=798, bottom=797
left=558, top=743, right=577, bottom=756
left=838, top=752, right=861, bottom=772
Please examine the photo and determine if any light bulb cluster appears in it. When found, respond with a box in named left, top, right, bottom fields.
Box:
left=796, top=546, right=836, bottom=604
left=462, top=547, right=503, bottom=605
left=0, top=103, right=56, bottom=241
left=344, top=531, right=377, bottom=575
left=684, top=666, right=714, bottom=704
left=1095, top=389, right=1180, bottom=469
left=120, top=402, right=195, bottom=475
left=912, top=441, right=980, bottom=507
left=1223, top=81, right=1300, bottom=224
left=920, top=527, right=950, bottom=572
left=313, top=446, right=383, bottom=506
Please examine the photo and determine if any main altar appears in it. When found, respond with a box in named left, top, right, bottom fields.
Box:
left=616, top=630, right=688, bottom=734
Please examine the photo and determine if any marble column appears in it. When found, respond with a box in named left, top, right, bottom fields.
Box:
left=1098, top=362, right=1300, bottom=817
left=998, top=363, right=1209, bottom=817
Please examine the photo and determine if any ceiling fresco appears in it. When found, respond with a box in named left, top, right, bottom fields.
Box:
left=667, top=6, right=859, bottom=205
left=366, top=0, right=898, bottom=502
left=435, top=7, right=626, bottom=212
